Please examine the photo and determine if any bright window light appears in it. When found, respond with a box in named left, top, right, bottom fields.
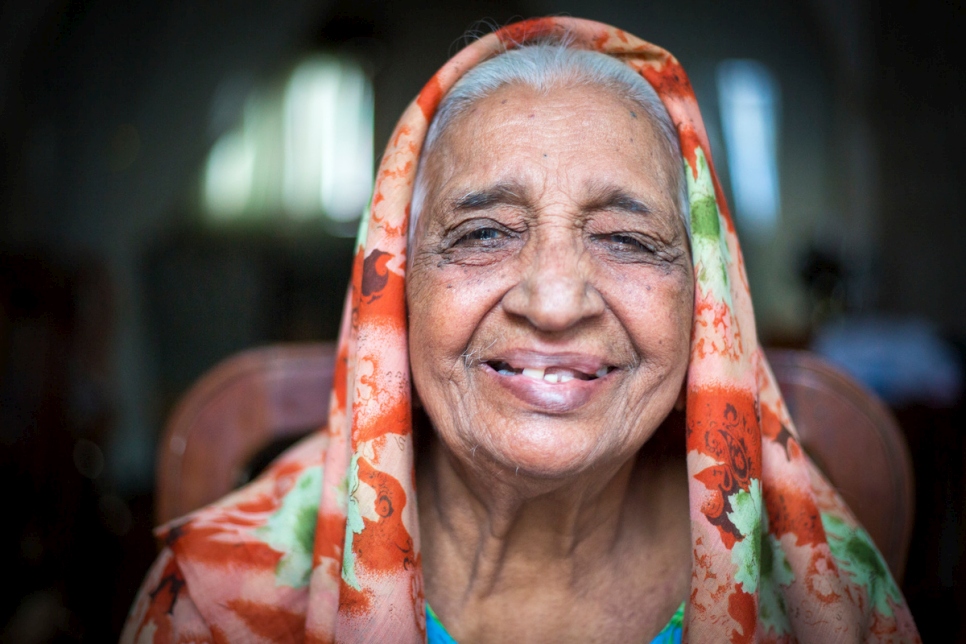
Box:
left=203, top=55, right=373, bottom=225
left=204, top=129, right=255, bottom=219
left=716, top=60, right=781, bottom=234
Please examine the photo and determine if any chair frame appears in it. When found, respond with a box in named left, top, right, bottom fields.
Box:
left=767, top=349, right=914, bottom=581
left=155, top=343, right=335, bottom=525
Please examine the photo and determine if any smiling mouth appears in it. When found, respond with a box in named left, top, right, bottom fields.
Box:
left=486, top=361, right=613, bottom=384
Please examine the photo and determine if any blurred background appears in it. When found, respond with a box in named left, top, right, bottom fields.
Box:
left=1, top=0, right=963, bottom=640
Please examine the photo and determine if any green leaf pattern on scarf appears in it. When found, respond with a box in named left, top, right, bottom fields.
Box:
left=685, top=148, right=732, bottom=304
left=342, top=454, right=364, bottom=591
left=758, top=500, right=794, bottom=636
left=822, top=512, right=902, bottom=618
left=727, top=478, right=763, bottom=594
left=255, top=466, right=323, bottom=588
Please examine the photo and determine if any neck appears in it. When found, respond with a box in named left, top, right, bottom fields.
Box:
left=415, top=411, right=690, bottom=635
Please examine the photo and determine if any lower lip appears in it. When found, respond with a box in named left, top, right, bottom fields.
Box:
left=481, top=364, right=612, bottom=413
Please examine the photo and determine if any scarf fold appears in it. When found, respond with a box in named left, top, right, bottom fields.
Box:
left=124, top=17, right=920, bottom=644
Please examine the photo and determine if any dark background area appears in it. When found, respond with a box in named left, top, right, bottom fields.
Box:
left=1, top=0, right=964, bottom=641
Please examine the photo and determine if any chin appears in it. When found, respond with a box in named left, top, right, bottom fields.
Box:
left=463, top=419, right=624, bottom=481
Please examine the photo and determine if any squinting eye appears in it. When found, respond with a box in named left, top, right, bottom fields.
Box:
left=457, top=228, right=506, bottom=244
left=599, top=234, right=655, bottom=254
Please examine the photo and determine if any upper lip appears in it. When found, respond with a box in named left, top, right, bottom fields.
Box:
left=479, top=349, right=614, bottom=376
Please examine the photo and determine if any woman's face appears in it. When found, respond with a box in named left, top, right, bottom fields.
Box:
left=408, top=82, right=693, bottom=480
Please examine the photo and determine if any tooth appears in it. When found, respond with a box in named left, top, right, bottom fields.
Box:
left=596, top=367, right=608, bottom=378
left=559, top=373, right=574, bottom=383
left=522, top=367, right=545, bottom=380
left=543, top=372, right=560, bottom=383
left=498, top=368, right=515, bottom=376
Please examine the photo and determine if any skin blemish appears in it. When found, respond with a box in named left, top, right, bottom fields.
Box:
left=630, top=110, right=637, bottom=118
left=529, top=113, right=535, bottom=119
left=501, top=99, right=507, bottom=104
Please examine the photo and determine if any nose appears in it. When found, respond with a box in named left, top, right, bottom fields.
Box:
left=502, top=233, right=605, bottom=331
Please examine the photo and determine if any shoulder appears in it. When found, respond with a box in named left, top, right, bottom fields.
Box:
left=755, top=455, right=920, bottom=642
left=124, top=431, right=331, bottom=643
left=805, top=459, right=918, bottom=638
left=121, top=547, right=212, bottom=643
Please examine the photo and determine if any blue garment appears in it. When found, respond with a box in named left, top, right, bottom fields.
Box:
left=426, top=601, right=684, bottom=643
left=426, top=603, right=459, bottom=644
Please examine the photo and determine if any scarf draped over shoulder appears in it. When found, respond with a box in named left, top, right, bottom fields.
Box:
left=123, top=17, right=920, bottom=643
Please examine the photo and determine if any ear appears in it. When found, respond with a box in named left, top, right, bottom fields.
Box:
left=674, top=380, right=687, bottom=412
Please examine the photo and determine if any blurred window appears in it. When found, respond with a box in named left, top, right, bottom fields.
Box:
left=716, top=60, right=781, bottom=235
left=203, top=55, right=373, bottom=225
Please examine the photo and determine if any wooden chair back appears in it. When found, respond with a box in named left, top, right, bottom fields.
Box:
left=156, top=344, right=913, bottom=581
left=155, top=343, right=336, bottom=525
left=766, top=349, right=914, bottom=582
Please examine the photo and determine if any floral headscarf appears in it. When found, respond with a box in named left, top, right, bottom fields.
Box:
left=124, top=17, right=920, bottom=643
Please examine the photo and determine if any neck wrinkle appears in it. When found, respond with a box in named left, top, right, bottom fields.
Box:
left=419, top=433, right=656, bottom=602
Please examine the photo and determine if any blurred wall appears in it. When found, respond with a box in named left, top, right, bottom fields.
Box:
left=874, top=2, right=966, bottom=332
left=1, top=0, right=336, bottom=491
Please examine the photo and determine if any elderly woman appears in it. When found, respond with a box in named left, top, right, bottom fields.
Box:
left=124, top=17, right=919, bottom=643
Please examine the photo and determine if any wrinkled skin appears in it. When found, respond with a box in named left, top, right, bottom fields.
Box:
left=408, top=82, right=693, bottom=483
left=407, top=82, right=695, bottom=642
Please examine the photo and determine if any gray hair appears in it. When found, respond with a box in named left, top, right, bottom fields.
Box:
left=409, top=42, right=691, bottom=243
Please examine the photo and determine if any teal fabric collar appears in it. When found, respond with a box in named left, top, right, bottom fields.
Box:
left=425, top=601, right=684, bottom=643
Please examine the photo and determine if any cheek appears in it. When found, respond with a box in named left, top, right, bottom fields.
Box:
left=407, top=264, right=509, bottom=377
left=608, top=269, right=694, bottom=361
left=407, top=271, right=454, bottom=380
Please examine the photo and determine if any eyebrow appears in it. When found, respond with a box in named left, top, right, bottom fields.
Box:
left=583, top=185, right=654, bottom=216
left=450, top=182, right=657, bottom=218
left=452, top=183, right=529, bottom=211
